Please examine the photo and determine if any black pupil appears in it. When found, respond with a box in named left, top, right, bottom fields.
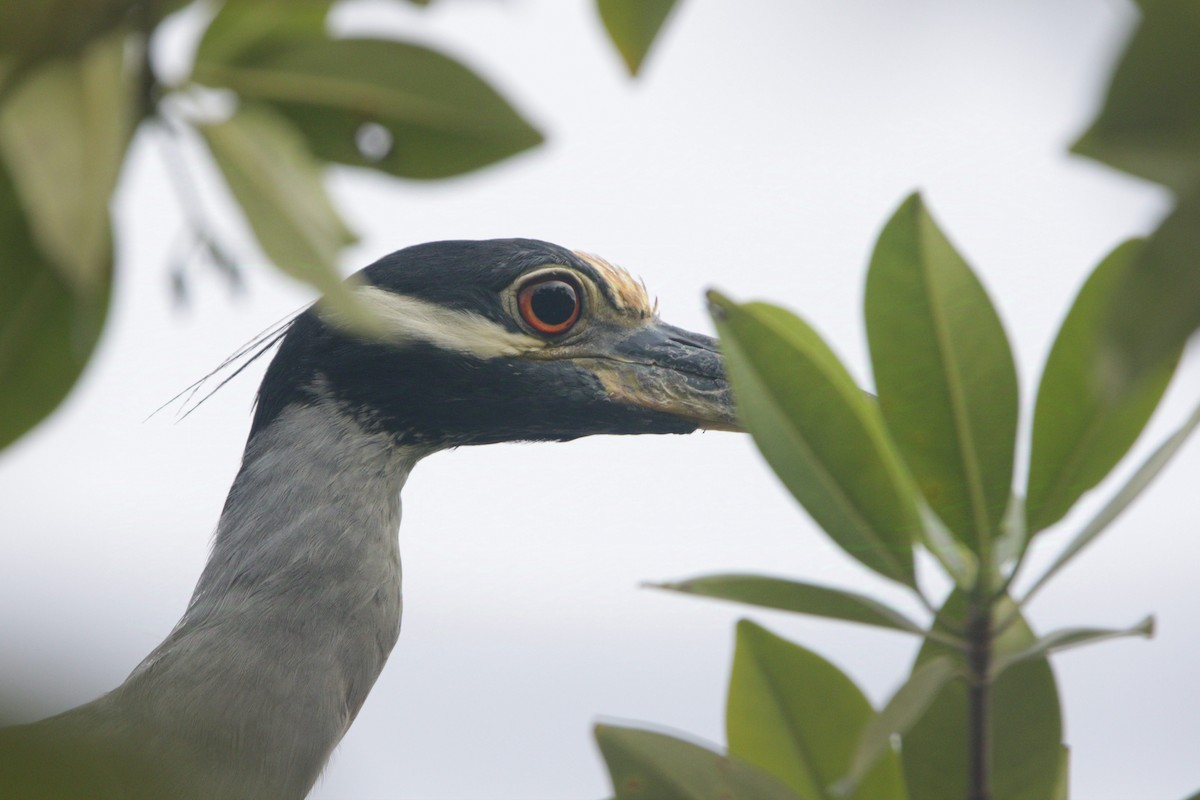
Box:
left=530, top=281, right=577, bottom=326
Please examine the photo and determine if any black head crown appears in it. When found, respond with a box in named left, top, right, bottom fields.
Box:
left=251, top=238, right=739, bottom=449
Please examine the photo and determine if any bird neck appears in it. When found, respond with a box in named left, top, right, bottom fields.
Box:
left=107, top=401, right=421, bottom=798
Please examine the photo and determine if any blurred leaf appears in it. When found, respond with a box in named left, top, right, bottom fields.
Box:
left=919, top=503, right=978, bottom=590
left=1053, top=746, right=1069, bottom=800
left=991, top=494, right=1025, bottom=579
left=0, top=1, right=145, bottom=97
left=595, top=724, right=800, bottom=800
left=709, top=292, right=920, bottom=587
left=1099, top=188, right=1200, bottom=392
left=1071, top=0, right=1200, bottom=193
left=195, top=37, right=542, bottom=179
left=865, top=193, right=1018, bottom=562
left=990, top=617, right=1154, bottom=678
left=0, top=25, right=133, bottom=295
left=0, top=1, right=128, bottom=64
left=902, top=592, right=1062, bottom=800
left=655, top=574, right=931, bottom=637
left=0, top=705, right=190, bottom=799
left=597, top=0, right=680, bottom=76
left=1023, top=395, right=1200, bottom=604
left=1026, top=240, right=1178, bottom=533
left=727, top=620, right=908, bottom=800
left=0, top=153, right=110, bottom=451
left=833, top=656, right=958, bottom=798
left=195, top=0, right=331, bottom=67
left=197, top=103, right=379, bottom=330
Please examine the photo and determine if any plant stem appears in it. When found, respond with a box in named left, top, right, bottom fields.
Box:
left=966, top=595, right=993, bottom=800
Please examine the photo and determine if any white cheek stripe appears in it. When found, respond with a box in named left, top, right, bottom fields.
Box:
left=346, top=285, right=545, bottom=358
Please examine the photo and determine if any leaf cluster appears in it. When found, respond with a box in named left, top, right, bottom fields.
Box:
left=593, top=3, right=1200, bottom=796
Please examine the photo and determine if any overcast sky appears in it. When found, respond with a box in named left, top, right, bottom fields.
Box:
left=2, top=1, right=1195, bottom=798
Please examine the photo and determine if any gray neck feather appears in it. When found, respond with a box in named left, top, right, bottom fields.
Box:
left=46, top=402, right=421, bottom=798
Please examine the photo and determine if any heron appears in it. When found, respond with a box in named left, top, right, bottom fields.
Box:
left=1, top=238, right=740, bottom=799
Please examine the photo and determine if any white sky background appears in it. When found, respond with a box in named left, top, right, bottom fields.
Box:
left=0, top=0, right=1196, bottom=798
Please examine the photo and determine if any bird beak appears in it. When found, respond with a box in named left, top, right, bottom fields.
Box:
left=580, top=321, right=744, bottom=433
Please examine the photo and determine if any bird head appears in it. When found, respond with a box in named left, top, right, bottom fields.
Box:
left=251, top=239, right=741, bottom=448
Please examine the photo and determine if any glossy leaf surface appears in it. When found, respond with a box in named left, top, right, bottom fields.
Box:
left=196, top=37, right=542, bottom=180
left=902, top=592, right=1062, bottom=800
left=710, top=292, right=919, bottom=587
left=656, top=574, right=927, bottom=636
left=595, top=724, right=800, bottom=800
left=1027, top=240, right=1178, bottom=533
left=597, top=0, right=680, bottom=75
left=866, top=193, right=1018, bottom=560
left=727, top=621, right=907, bottom=800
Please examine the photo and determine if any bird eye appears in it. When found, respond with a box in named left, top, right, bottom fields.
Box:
left=518, top=276, right=582, bottom=335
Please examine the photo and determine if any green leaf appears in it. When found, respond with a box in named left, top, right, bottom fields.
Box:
left=1026, top=240, right=1178, bottom=533
left=918, top=504, right=978, bottom=590
left=902, top=592, right=1063, bottom=800
left=194, top=37, right=543, bottom=180
left=594, top=724, right=801, bottom=800
left=1023, top=395, right=1200, bottom=604
left=0, top=25, right=133, bottom=295
left=0, top=153, right=110, bottom=451
left=597, top=0, right=680, bottom=76
left=655, top=574, right=931, bottom=638
left=991, top=494, right=1026, bottom=580
left=833, top=656, right=958, bottom=798
left=727, top=621, right=907, bottom=800
left=197, top=103, right=372, bottom=320
left=1099, top=188, right=1200, bottom=393
left=990, top=617, right=1154, bottom=678
left=1052, top=746, right=1069, bottom=800
left=0, top=0, right=155, bottom=97
left=709, top=292, right=920, bottom=587
left=1071, top=0, right=1200, bottom=193
left=865, top=193, right=1018, bottom=563
left=195, top=0, right=332, bottom=67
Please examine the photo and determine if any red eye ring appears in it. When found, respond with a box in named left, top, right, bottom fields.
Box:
left=518, top=276, right=582, bottom=335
